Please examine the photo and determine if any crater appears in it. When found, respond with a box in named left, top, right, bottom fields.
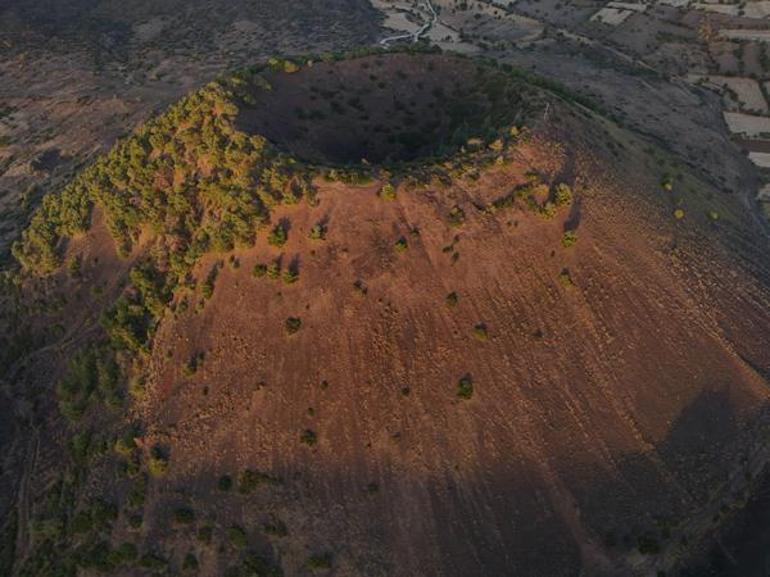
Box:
left=236, top=52, right=535, bottom=166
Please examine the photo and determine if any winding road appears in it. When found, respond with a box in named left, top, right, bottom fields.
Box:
left=379, top=0, right=438, bottom=47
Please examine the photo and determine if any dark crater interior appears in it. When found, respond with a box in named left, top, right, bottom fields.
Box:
left=236, top=53, right=533, bottom=165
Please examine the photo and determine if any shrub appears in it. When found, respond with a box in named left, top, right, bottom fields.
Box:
left=227, top=526, right=247, bottom=549
left=202, top=264, right=220, bottom=300
left=263, top=519, right=289, bottom=537
left=268, top=224, right=288, bottom=247
left=183, top=552, right=199, bottom=571
left=561, top=231, right=578, bottom=248
left=128, top=474, right=147, bottom=508
left=445, top=292, right=459, bottom=307
left=353, top=280, right=368, bottom=296
left=378, top=183, right=396, bottom=200
left=148, top=446, right=169, bottom=477
left=457, top=375, right=474, bottom=400
left=300, top=429, right=317, bottom=446
left=197, top=526, right=213, bottom=544
left=554, top=183, right=573, bottom=207
left=139, top=552, right=167, bottom=572
left=67, top=256, right=81, bottom=277
left=111, top=542, right=138, bottom=565
left=238, top=469, right=280, bottom=493
left=243, top=553, right=283, bottom=577
left=71, top=510, right=93, bottom=534
left=91, top=499, right=118, bottom=528
left=285, top=317, right=302, bottom=335
left=174, top=507, right=195, bottom=525
left=394, top=237, right=408, bottom=254
left=184, top=351, right=205, bottom=376
left=673, top=208, right=685, bottom=220
left=267, top=261, right=281, bottom=279
left=309, top=223, right=327, bottom=240
left=539, top=201, right=557, bottom=220
left=218, top=475, right=233, bottom=491
left=308, top=552, right=333, bottom=570
left=282, top=268, right=299, bottom=285
left=448, top=206, right=466, bottom=227
left=559, top=269, right=574, bottom=288
left=473, top=323, right=488, bottom=341
left=252, top=263, right=268, bottom=278
left=638, top=533, right=661, bottom=555
left=114, top=433, right=136, bottom=457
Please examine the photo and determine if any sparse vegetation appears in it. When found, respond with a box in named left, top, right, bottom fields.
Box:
left=559, top=269, right=575, bottom=288
left=473, top=323, right=489, bottom=341
left=267, top=261, right=281, bottom=280
left=148, top=446, right=169, bottom=477
left=282, top=266, right=299, bottom=285
left=448, top=205, right=466, bottom=227
left=252, top=263, right=268, bottom=278
left=309, top=223, right=327, bottom=240
left=219, top=475, right=233, bottom=491
left=353, top=279, right=368, bottom=296
left=457, top=375, right=474, bottom=400
left=285, top=316, right=302, bottom=335
left=308, top=552, right=333, bottom=570
left=300, top=429, right=318, bottom=446
left=238, top=469, right=280, bottom=493
left=227, top=525, right=247, bottom=549
left=268, top=223, right=288, bottom=247
left=263, top=519, right=289, bottom=537
left=174, top=507, right=195, bottom=525
left=379, top=182, right=397, bottom=200
left=561, top=231, right=578, bottom=248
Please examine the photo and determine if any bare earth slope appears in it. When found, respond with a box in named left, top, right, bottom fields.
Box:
left=128, top=98, right=770, bottom=575
left=4, top=52, right=770, bottom=577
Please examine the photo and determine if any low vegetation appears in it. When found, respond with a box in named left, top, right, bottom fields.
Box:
left=457, top=375, right=474, bottom=400
left=285, top=317, right=302, bottom=335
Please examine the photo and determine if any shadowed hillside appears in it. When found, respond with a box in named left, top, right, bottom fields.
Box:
left=2, top=50, right=770, bottom=577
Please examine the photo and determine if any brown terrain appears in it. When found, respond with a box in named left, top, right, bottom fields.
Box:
left=2, top=2, right=770, bottom=576
left=5, top=53, right=766, bottom=577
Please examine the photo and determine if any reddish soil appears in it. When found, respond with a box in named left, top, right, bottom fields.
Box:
left=125, top=109, right=770, bottom=577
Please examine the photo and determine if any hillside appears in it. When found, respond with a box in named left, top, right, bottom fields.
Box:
left=3, top=49, right=770, bottom=577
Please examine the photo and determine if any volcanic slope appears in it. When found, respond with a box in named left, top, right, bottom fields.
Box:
left=5, top=51, right=770, bottom=577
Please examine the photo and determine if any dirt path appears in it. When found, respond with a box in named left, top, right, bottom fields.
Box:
left=379, top=0, right=437, bottom=46
left=14, top=433, right=39, bottom=568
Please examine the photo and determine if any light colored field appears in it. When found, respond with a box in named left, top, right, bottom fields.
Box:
left=380, top=10, right=422, bottom=35
left=591, top=7, right=635, bottom=25
left=424, top=21, right=480, bottom=54
left=723, top=111, right=770, bottom=136
left=693, top=3, right=739, bottom=16
left=720, top=29, right=770, bottom=43
left=607, top=1, right=647, bottom=12
left=690, top=75, right=768, bottom=114
left=749, top=151, right=770, bottom=167
left=693, top=1, right=770, bottom=18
